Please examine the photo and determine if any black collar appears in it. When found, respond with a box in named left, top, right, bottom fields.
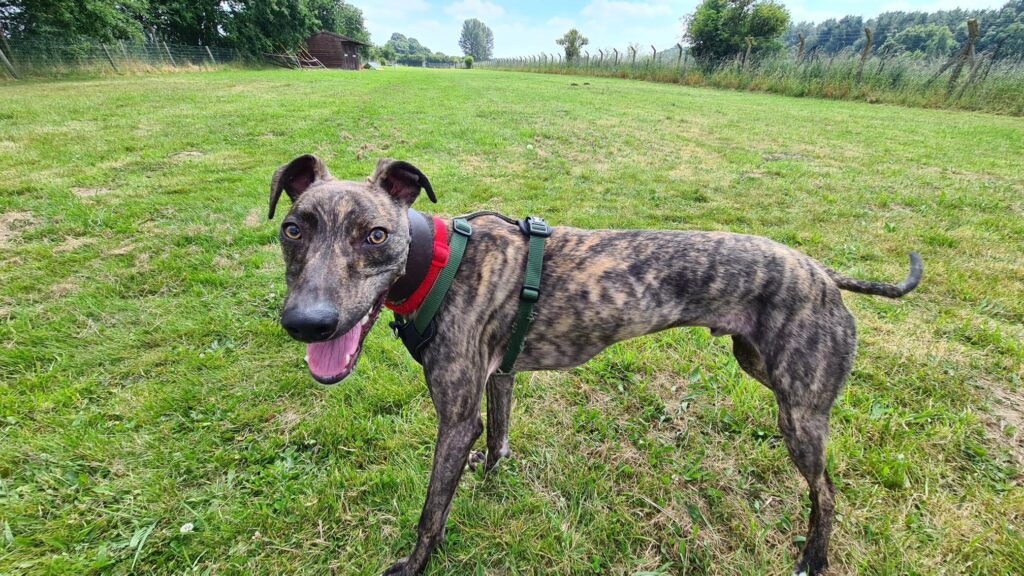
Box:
left=387, top=209, right=434, bottom=305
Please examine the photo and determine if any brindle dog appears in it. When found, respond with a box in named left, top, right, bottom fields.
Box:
left=268, top=154, right=923, bottom=576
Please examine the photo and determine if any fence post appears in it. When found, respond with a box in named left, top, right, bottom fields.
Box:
left=651, top=45, right=657, bottom=68
left=630, top=46, right=636, bottom=67
left=743, top=37, right=752, bottom=70
left=797, top=33, right=806, bottom=63
left=205, top=45, right=217, bottom=66
left=598, top=49, right=604, bottom=66
left=0, top=45, right=18, bottom=79
left=162, top=41, right=177, bottom=66
left=676, top=43, right=683, bottom=67
left=855, top=27, right=872, bottom=83
left=613, top=48, right=619, bottom=66
left=100, top=43, right=120, bottom=73
left=929, top=18, right=979, bottom=96
left=0, top=24, right=14, bottom=64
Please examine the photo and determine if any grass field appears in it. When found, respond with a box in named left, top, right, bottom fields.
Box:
left=1, top=68, right=1022, bottom=575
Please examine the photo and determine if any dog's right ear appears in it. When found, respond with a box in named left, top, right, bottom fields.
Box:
left=268, top=154, right=332, bottom=219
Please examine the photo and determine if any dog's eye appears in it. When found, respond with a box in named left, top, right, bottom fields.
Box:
left=283, top=224, right=301, bottom=240
left=367, top=228, right=388, bottom=245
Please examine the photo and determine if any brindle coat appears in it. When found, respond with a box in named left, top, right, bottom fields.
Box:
left=268, top=155, right=923, bottom=576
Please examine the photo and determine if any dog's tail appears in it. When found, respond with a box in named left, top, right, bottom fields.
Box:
left=828, top=252, right=923, bottom=298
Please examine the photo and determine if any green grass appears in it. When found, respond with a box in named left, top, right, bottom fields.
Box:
left=1, top=68, right=1022, bottom=575
left=485, top=52, right=1024, bottom=116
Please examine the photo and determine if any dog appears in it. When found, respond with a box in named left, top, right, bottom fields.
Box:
left=267, top=154, right=923, bottom=576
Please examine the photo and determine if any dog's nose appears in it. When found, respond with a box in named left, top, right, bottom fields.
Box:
left=281, top=304, right=340, bottom=342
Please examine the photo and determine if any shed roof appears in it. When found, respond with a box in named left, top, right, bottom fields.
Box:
left=307, top=31, right=370, bottom=46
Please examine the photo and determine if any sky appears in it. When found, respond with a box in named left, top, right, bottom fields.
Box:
left=353, top=0, right=1008, bottom=57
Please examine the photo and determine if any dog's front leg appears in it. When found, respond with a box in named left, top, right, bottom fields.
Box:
left=384, top=373, right=484, bottom=575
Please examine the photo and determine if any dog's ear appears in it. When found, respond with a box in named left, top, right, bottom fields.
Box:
left=371, top=159, right=437, bottom=206
left=268, top=154, right=333, bottom=219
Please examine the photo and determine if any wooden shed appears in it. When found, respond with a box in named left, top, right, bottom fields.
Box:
left=305, top=31, right=368, bottom=70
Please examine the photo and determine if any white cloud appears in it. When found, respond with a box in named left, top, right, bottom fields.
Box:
left=443, top=0, right=506, bottom=21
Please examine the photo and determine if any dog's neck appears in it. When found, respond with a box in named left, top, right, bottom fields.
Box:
left=385, top=209, right=444, bottom=314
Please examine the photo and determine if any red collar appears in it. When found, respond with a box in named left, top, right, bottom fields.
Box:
left=385, top=215, right=449, bottom=315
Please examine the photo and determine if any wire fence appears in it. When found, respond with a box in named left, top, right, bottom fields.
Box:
left=0, top=38, right=243, bottom=80
left=480, top=22, right=1024, bottom=116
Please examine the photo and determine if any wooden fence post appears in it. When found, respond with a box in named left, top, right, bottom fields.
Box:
left=163, top=41, right=176, bottom=66
left=630, top=46, right=636, bottom=67
left=101, top=43, right=119, bottom=73
left=743, top=37, right=752, bottom=70
left=0, top=45, right=18, bottom=79
left=613, top=48, right=619, bottom=66
left=797, top=33, right=805, bottom=63
left=676, top=43, right=683, bottom=67
left=929, top=18, right=979, bottom=96
left=855, top=27, right=872, bottom=83
left=205, top=45, right=217, bottom=65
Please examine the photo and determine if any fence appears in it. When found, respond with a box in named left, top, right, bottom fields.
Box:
left=480, top=20, right=1024, bottom=116
left=0, top=38, right=242, bottom=80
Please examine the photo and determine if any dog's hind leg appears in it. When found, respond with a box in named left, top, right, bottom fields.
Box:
left=767, top=313, right=854, bottom=576
left=777, top=403, right=836, bottom=576
left=470, top=373, right=514, bottom=473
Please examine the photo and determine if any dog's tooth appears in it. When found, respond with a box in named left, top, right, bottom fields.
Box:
left=361, top=313, right=370, bottom=326
left=304, top=354, right=309, bottom=364
left=343, top=353, right=351, bottom=365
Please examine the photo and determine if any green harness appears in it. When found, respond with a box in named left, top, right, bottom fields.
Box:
left=390, top=215, right=549, bottom=374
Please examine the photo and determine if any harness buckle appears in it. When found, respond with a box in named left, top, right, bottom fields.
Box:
left=520, top=286, right=540, bottom=302
left=453, top=218, right=473, bottom=237
left=518, top=216, right=551, bottom=238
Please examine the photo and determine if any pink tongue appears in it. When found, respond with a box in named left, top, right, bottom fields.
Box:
left=307, top=322, right=362, bottom=379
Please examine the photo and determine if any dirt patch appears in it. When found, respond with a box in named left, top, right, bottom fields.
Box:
left=50, top=282, right=80, bottom=297
left=71, top=187, right=114, bottom=198
left=110, top=243, right=136, bottom=256
left=54, top=237, right=96, bottom=253
left=173, top=150, right=204, bottom=160
left=988, top=384, right=1024, bottom=468
left=0, top=211, right=35, bottom=246
left=245, top=208, right=265, bottom=228
left=762, top=152, right=807, bottom=162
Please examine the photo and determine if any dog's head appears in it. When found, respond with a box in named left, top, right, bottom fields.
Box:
left=268, top=154, right=436, bottom=384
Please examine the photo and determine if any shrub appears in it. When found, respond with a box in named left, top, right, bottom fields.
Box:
left=464, top=55, right=474, bottom=69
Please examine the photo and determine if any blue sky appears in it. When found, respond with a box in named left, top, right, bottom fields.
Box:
left=353, top=1, right=1006, bottom=57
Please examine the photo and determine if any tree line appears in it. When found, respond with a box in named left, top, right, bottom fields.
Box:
left=0, top=0, right=370, bottom=56
left=784, top=1, right=1024, bottom=60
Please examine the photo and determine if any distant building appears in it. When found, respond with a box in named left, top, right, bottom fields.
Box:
left=305, top=31, right=368, bottom=70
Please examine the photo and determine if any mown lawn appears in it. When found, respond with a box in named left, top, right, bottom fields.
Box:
left=1, top=68, right=1022, bottom=575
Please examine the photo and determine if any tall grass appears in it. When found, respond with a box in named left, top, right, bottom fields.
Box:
left=482, top=51, right=1024, bottom=116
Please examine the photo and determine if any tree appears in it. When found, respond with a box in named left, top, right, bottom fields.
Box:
left=146, top=0, right=226, bottom=46
left=458, top=18, right=493, bottom=60
left=0, top=0, right=147, bottom=41
left=556, top=28, right=588, bottom=62
left=224, top=0, right=318, bottom=55
left=880, top=24, right=955, bottom=57
left=685, top=0, right=790, bottom=61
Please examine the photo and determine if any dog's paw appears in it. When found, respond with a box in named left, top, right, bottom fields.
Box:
left=382, top=557, right=411, bottom=576
left=467, top=451, right=486, bottom=472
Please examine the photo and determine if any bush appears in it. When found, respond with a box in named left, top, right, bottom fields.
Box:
left=464, top=55, right=474, bottom=69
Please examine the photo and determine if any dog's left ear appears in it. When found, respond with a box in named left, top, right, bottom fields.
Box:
left=371, top=158, right=437, bottom=206
left=269, top=154, right=333, bottom=219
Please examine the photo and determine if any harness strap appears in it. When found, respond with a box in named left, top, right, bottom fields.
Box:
left=414, top=218, right=471, bottom=334
left=389, top=218, right=472, bottom=364
left=498, top=216, right=550, bottom=374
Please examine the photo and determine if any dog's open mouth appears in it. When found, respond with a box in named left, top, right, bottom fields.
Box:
left=305, top=296, right=386, bottom=385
